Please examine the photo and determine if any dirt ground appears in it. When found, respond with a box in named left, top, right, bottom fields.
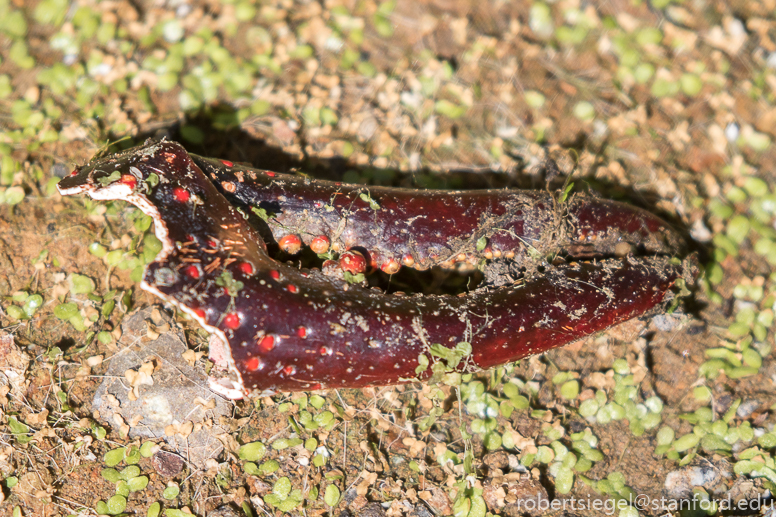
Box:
left=1, top=0, right=776, bottom=516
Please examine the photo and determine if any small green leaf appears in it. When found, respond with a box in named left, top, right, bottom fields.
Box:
left=128, top=475, right=149, bottom=491
left=54, top=302, right=79, bottom=320
left=359, top=192, right=380, bottom=210
left=116, top=480, right=129, bottom=497
left=415, top=354, right=429, bottom=375
left=673, top=433, right=700, bottom=452
left=342, top=271, right=365, bottom=284
left=69, top=273, right=95, bottom=295
left=5, top=305, right=24, bottom=320
left=324, top=484, right=340, bottom=507
left=98, top=170, right=122, bottom=185
left=3, top=186, right=25, bottom=205
left=560, top=182, right=575, bottom=203
left=119, top=465, right=140, bottom=480
left=468, top=495, right=487, bottom=517
left=434, top=99, right=467, bottom=119
left=573, top=101, right=595, bottom=121
left=239, top=441, right=267, bottom=462
left=258, top=459, right=280, bottom=475
left=251, top=206, right=273, bottom=221
left=124, top=445, right=141, bottom=464
left=22, top=294, right=43, bottom=317
left=107, top=495, right=127, bottom=515
left=272, top=438, right=303, bottom=450
left=273, top=477, right=292, bottom=498
left=101, top=468, right=120, bottom=483
left=560, top=380, right=579, bottom=400
left=140, top=441, right=155, bottom=457
left=162, top=483, right=180, bottom=500
left=8, top=417, right=29, bottom=435
left=104, top=447, right=126, bottom=467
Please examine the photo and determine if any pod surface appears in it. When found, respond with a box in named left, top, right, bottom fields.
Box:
left=58, top=139, right=692, bottom=397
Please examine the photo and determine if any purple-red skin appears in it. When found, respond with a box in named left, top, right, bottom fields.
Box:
left=191, top=154, right=684, bottom=272
left=58, top=139, right=693, bottom=397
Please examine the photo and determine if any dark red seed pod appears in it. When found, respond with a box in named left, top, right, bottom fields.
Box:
left=57, top=139, right=696, bottom=398
left=339, top=250, right=367, bottom=274
left=192, top=154, right=685, bottom=275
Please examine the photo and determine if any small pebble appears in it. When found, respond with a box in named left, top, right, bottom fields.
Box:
left=152, top=451, right=185, bottom=477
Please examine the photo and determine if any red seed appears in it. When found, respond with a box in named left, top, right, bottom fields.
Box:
left=207, top=239, right=218, bottom=248
left=238, top=262, right=254, bottom=275
left=194, top=308, right=206, bottom=319
left=319, top=346, right=329, bottom=355
left=310, top=383, right=322, bottom=390
left=220, top=159, right=233, bottom=167
left=278, top=234, right=302, bottom=254
left=258, top=335, right=275, bottom=352
left=224, top=313, right=240, bottom=329
left=69, top=169, right=78, bottom=177
left=287, top=284, right=298, bottom=293
left=184, top=265, right=200, bottom=279
left=283, top=365, right=296, bottom=376
left=297, top=326, right=307, bottom=338
left=119, top=174, right=137, bottom=189
left=270, top=270, right=280, bottom=280
left=173, top=187, right=190, bottom=202
left=266, top=171, right=276, bottom=177
left=310, top=235, right=330, bottom=254
left=339, top=250, right=367, bottom=274
left=380, top=258, right=401, bottom=275
left=245, top=357, right=261, bottom=371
